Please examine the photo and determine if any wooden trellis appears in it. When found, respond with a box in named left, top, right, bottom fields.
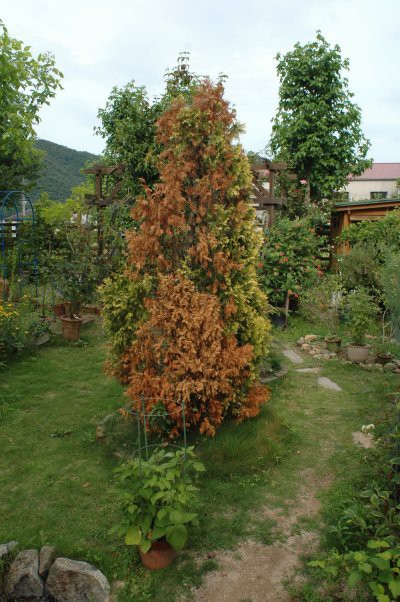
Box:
left=250, top=159, right=296, bottom=226
left=83, top=164, right=128, bottom=256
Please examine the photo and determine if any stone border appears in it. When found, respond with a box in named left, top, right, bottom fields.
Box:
left=0, top=543, right=110, bottom=602
left=296, top=335, right=400, bottom=373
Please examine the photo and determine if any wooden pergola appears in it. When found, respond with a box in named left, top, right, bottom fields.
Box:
left=83, top=164, right=128, bottom=256
left=331, top=198, right=400, bottom=255
left=250, top=159, right=296, bottom=226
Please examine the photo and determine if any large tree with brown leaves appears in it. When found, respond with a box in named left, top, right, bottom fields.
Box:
left=102, top=80, right=270, bottom=437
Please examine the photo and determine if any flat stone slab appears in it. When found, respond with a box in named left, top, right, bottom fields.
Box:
left=352, top=431, right=374, bottom=449
left=317, top=377, right=342, bottom=391
left=296, top=367, right=321, bottom=374
left=282, top=349, right=303, bottom=364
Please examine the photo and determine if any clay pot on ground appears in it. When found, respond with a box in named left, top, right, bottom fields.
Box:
left=347, top=344, right=369, bottom=363
left=375, top=352, right=393, bottom=366
left=325, top=337, right=342, bottom=353
left=60, top=316, right=83, bottom=341
left=53, top=303, right=65, bottom=318
left=139, top=541, right=177, bottom=570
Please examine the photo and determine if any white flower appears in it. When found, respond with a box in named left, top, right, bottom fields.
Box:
left=361, top=424, right=375, bottom=434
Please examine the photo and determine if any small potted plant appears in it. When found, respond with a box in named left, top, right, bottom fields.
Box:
left=112, top=446, right=205, bottom=570
left=29, top=319, right=51, bottom=346
left=344, top=288, right=377, bottom=363
left=373, top=340, right=393, bottom=365
left=54, top=256, right=96, bottom=341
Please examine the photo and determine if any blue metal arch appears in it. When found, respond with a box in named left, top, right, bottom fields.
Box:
left=0, top=191, right=37, bottom=300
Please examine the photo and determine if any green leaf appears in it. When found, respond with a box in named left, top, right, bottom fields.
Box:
left=377, top=595, right=390, bottom=602
left=170, top=509, right=197, bottom=524
left=140, top=538, right=152, bottom=553
left=371, top=557, right=391, bottom=571
left=166, top=524, right=188, bottom=551
left=348, top=571, right=362, bottom=587
left=368, top=540, right=390, bottom=549
left=125, top=525, right=141, bottom=546
left=389, top=580, right=400, bottom=598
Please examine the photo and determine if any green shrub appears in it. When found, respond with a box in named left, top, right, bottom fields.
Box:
left=258, top=217, right=320, bottom=307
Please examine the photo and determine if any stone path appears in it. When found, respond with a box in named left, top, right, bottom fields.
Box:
left=317, top=376, right=342, bottom=392
left=189, top=344, right=345, bottom=602
left=282, top=349, right=303, bottom=364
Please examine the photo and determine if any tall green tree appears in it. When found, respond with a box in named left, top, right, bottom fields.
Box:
left=0, top=20, right=63, bottom=190
left=270, top=32, right=371, bottom=202
left=95, top=53, right=200, bottom=197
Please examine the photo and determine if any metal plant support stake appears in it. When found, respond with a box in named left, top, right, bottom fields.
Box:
left=0, top=191, right=38, bottom=301
left=127, top=397, right=188, bottom=474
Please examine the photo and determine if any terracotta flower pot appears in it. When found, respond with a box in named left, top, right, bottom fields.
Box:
left=53, top=303, right=65, bottom=318
left=60, top=316, right=83, bottom=341
left=347, top=344, right=369, bottom=363
left=139, top=541, right=177, bottom=570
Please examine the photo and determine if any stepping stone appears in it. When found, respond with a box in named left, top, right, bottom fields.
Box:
left=317, top=377, right=342, bottom=391
left=282, top=349, right=303, bottom=364
left=352, top=431, right=374, bottom=449
left=296, top=367, right=321, bottom=374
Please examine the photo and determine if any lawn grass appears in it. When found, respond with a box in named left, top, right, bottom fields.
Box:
left=0, top=317, right=397, bottom=601
left=0, top=321, right=291, bottom=600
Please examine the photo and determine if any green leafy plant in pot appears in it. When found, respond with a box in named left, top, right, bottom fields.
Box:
left=344, top=288, right=377, bottom=363
left=112, top=446, right=205, bottom=570
left=54, top=256, right=96, bottom=341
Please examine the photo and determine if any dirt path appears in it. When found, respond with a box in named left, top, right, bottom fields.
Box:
left=190, top=346, right=344, bottom=602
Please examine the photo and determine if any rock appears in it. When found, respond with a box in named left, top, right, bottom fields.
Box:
left=322, top=354, right=331, bottom=361
left=0, top=540, right=18, bottom=559
left=314, top=354, right=323, bottom=360
left=309, top=349, right=317, bottom=356
left=282, top=349, right=303, bottom=364
left=46, top=558, right=110, bottom=602
left=317, top=377, right=342, bottom=392
left=374, top=363, right=384, bottom=371
left=383, top=362, right=396, bottom=372
left=304, top=334, right=318, bottom=342
left=39, top=545, right=58, bottom=577
left=296, top=337, right=305, bottom=346
left=96, top=425, right=106, bottom=440
left=301, top=343, right=311, bottom=352
left=5, top=549, right=44, bottom=599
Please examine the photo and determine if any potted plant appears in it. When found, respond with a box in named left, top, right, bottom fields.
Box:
left=325, top=335, right=342, bottom=353
left=113, top=447, right=205, bottom=570
left=373, top=340, right=393, bottom=365
left=344, top=288, right=377, bottom=363
left=29, top=319, right=51, bottom=346
left=54, top=254, right=96, bottom=341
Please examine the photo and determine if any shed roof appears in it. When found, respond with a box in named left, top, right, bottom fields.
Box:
left=349, top=163, right=400, bottom=181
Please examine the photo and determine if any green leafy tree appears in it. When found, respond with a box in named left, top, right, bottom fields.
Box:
left=0, top=20, right=63, bottom=190
left=270, top=31, right=371, bottom=202
left=95, top=53, right=200, bottom=197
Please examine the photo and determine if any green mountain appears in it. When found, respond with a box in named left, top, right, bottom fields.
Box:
left=31, top=139, right=99, bottom=202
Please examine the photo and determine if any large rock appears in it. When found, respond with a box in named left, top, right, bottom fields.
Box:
left=0, top=540, right=17, bottom=560
left=46, top=558, right=110, bottom=602
left=39, top=545, right=58, bottom=577
left=5, top=549, right=44, bottom=599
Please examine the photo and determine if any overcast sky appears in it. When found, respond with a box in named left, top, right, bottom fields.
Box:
left=2, top=0, right=399, bottom=161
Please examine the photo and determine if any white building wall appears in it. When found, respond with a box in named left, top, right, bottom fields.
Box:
left=345, top=179, right=398, bottom=201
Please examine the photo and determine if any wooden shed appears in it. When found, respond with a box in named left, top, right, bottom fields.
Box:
left=331, top=198, right=400, bottom=255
